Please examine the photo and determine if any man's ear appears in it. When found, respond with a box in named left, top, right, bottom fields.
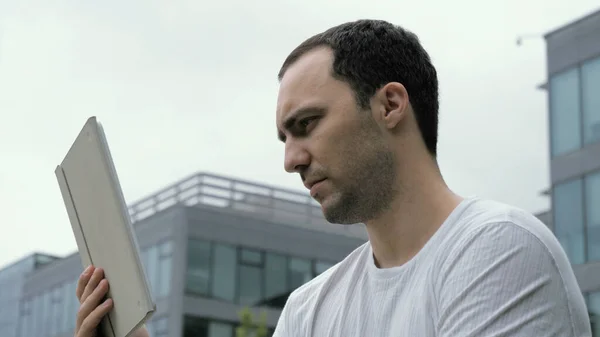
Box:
left=372, top=82, right=409, bottom=129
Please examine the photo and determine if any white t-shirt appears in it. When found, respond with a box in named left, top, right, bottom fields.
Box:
left=272, top=197, right=591, bottom=337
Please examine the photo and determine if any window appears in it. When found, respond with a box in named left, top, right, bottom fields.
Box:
left=60, top=281, right=76, bottom=333
left=238, top=249, right=263, bottom=305
left=553, top=179, right=585, bottom=264
left=183, top=316, right=210, bottom=337
left=41, top=290, right=51, bottom=335
left=586, top=172, right=600, bottom=261
left=32, top=293, right=44, bottom=336
left=550, top=67, right=581, bottom=156
left=140, top=241, right=173, bottom=299
left=157, top=241, right=173, bottom=298
left=239, top=265, right=262, bottom=305
left=314, top=260, right=335, bottom=275
left=49, top=286, right=63, bottom=336
left=145, top=245, right=159, bottom=295
left=289, top=257, right=312, bottom=289
left=241, top=249, right=262, bottom=264
left=264, top=253, right=288, bottom=300
left=183, top=316, right=236, bottom=337
left=211, top=243, right=237, bottom=301
left=209, top=322, right=234, bottom=337
left=589, top=292, right=600, bottom=336
left=582, top=57, right=600, bottom=145
left=184, top=238, right=340, bottom=309
left=153, top=316, right=169, bottom=337
left=18, top=299, right=31, bottom=337
left=146, top=321, right=155, bottom=337
left=186, top=239, right=212, bottom=296
left=69, top=279, right=79, bottom=330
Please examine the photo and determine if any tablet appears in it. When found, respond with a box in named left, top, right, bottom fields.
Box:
left=55, top=117, right=155, bottom=337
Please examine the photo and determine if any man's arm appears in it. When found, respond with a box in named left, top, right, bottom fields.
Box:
left=436, top=221, right=591, bottom=337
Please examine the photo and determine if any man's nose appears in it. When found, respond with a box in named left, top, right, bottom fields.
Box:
left=284, top=142, right=310, bottom=173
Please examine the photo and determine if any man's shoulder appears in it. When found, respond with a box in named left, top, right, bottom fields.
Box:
left=442, top=198, right=571, bottom=275
left=434, top=198, right=590, bottom=336
left=454, top=198, right=557, bottom=247
left=284, top=241, right=370, bottom=309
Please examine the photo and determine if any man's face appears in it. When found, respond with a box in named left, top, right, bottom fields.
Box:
left=276, top=47, right=396, bottom=224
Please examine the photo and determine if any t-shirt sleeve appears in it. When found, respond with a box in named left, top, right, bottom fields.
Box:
left=436, top=221, right=590, bottom=337
left=272, top=291, right=301, bottom=337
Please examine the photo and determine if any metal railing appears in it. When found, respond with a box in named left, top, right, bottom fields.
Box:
left=127, top=172, right=367, bottom=239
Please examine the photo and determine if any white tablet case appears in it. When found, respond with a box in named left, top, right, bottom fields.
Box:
left=55, top=117, right=155, bottom=337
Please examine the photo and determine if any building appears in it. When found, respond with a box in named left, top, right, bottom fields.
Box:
left=1, top=172, right=367, bottom=337
left=0, top=253, right=59, bottom=337
left=540, top=6, right=600, bottom=333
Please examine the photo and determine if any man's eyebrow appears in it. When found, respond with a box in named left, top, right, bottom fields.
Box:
left=277, top=106, right=326, bottom=142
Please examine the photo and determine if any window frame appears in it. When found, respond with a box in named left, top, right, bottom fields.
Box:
left=585, top=170, right=600, bottom=262
left=548, top=66, right=583, bottom=157
left=552, top=177, right=586, bottom=264
left=548, top=55, right=600, bottom=159
left=581, top=56, right=600, bottom=146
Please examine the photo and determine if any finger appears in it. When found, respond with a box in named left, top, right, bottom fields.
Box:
left=81, top=267, right=104, bottom=303
left=76, top=279, right=110, bottom=330
left=76, top=266, right=94, bottom=300
left=77, top=298, right=113, bottom=336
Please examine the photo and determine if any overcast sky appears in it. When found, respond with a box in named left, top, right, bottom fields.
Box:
left=0, top=0, right=598, bottom=269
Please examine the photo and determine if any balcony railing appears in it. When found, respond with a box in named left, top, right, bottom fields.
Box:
left=127, top=172, right=367, bottom=239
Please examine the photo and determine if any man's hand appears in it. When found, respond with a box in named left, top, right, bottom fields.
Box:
left=74, top=265, right=149, bottom=337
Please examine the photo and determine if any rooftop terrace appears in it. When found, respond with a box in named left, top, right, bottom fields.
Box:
left=127, top=172, right=368, bottom=239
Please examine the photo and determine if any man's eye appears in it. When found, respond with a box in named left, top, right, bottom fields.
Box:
left=299, top=117, right=317, bottom=128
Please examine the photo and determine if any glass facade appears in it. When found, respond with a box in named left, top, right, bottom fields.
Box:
left=18, top=278, right=79, bottom=337
left=0, top=256, right=36, bottom=337
left=549, top=56, right=600, bottom=157
left=183, top=316, right=274, bottom=337
left=211, top=243, right=237, bottom=302
left=586, top=172, right=600, bottom=261
left=553, top=178, right=585, bottom=264
left=186, top=238, right=335, bottom=308
left=550, top=67, right=581, bottom=156
left=588, top=292, right=600, bottom=336
left=141, top=240, right=174, bottom=299
left=547, top=48, right=600, bottom=334
left=146, top=316, right=169, bottom=337
left=582, top=57, right=600, bottom=145
left=551, top=169, right=600, bottom=265
left=16, top=240, right=172, bottom=337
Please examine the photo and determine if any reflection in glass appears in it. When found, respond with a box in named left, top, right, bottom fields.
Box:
left=209, top=322, right=234, bottom=337
left=314, top=261, right=335, bottom=275
left=589, top=292, right=600, bottom=336
left=239, top=265, right=262, bottom=305
left=241, top=249, right=262, bottom=265
left=186, top=239, right=212, bottom=296
left=211, top=244, right=237, bottom=301
left=550, top=68, right=581, bottom=156
left=553, top=179, right=585, bottom=264
left=289, top=258, right=312, bottom=289
left=582, top=57, right=600, bottom=145
left=265, top=253, right=288, bottom=300
left=158, top=256, right=172, bottom=298
left=586, top=172, right=600, bottom=261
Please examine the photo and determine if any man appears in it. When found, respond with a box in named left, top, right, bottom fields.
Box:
left=75, top=19, right=591, bottom=337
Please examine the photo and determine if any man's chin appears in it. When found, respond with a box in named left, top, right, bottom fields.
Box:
left=319, top=198, right=355, bottom=225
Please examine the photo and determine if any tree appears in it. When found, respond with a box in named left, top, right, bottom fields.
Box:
left=236, top=307, right=268, bottom=337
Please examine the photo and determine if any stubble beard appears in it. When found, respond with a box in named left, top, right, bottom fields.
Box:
left=322, top=127, right=397, bottom=225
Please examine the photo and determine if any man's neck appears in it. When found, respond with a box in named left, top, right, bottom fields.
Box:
left=365, top=167, right=463, bottom=269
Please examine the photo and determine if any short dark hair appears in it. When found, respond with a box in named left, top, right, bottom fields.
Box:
left=278, top=19, right=439, bottom=156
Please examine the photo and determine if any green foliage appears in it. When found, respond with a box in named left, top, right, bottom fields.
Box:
left=236, top=307, right=268, bottom=337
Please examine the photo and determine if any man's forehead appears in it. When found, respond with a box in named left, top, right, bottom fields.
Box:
left=276, top=48, right=334, bottom=122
